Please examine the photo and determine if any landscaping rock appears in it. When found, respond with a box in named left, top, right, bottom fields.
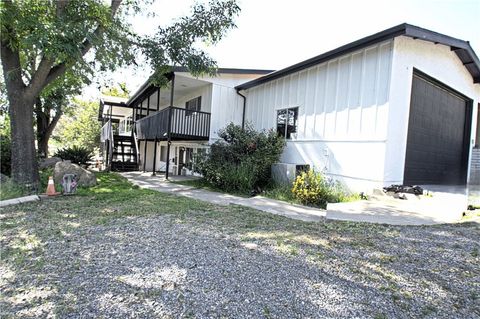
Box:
left=39, top=157, right=62, bottom=169
left=53, top=161, right=96, bottom=187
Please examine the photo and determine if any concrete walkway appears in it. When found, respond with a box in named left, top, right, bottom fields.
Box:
left=120, top=172, right=469, bottom=225
left=327, top=186, right=467, bottom=225
left=120, top=172, right=326, bottom=222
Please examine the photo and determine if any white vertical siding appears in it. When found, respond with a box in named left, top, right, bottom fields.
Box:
left=209, top=83, right=244, bottom=141
left=243, top=40, right=394, bottom=191
left=173, top=85, right=212, bottom=112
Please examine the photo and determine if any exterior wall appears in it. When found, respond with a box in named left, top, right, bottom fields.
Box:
left=138, top=140, right=208, bottom=173
left=385, top=36, right=480, bottom=185
left=177, top=72, right=257, bottom=141
left=243, top=41, right=394, bottom=191
left=209, top=83, right=244, bottom=141
left=173, top=84, right=213, bottom=112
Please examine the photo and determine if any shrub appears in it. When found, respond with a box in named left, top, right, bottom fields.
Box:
left=54, top=146, right=93, bottom=165
left=0, top=134, right=11, bottom=176
left=292, top=169, right=354, bottom=208
left=196, top=123, right=285, bottom=194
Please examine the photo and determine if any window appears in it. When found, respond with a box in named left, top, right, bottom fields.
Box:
left=276, top=107, right=298, bottom=139
left=185, top=96, right=202, bottom=115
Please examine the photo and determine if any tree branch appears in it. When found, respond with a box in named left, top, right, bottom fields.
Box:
left=80, top=0, right=122, bottom=55
left=0, top=38, right=26, bottom=94
left=44, top=0, right=123, bottom=90
left=46, top=108, right=62, bottom=138
left=25, top=57, right=54, bottom=100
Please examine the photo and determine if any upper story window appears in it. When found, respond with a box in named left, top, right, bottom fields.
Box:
left=277, top=107, right=298, bottom=139
left=186, top=96, right=202, bottom=115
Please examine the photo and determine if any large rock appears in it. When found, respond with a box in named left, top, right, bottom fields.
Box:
left=39, top=157, right=62, bottom=169
left=53, top=161, right=97, bottom=187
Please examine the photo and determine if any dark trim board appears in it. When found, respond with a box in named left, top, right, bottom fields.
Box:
left=403, top=69, right=473, bottom=185
left=236, top=23, right=480, bottom=90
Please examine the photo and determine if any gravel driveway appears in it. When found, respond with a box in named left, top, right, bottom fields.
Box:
left=1, top=174, right=479, bottom=318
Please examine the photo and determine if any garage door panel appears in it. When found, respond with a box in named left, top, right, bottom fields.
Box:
left=404, top=74, right=469, bottom=185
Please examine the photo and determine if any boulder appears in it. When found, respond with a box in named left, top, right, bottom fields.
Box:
left=39, top=157, right=62, bottom=169
left=53, top=161, right=97, bottom=187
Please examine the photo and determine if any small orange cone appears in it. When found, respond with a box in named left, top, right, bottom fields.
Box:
left=45, top=176, right=60, bottom=196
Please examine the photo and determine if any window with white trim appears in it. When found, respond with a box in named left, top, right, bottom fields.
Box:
left=276, top=107, right=298, bottom=139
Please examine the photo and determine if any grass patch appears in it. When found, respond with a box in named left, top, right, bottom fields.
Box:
left=0, top=168, right=61, bottom=201
left=172, top=178, right=251, bottom=197
left=0, top=180, right=28, bottom=200
left=262, top=183, right=298, bottom=204
left=1, top=172, right=479, bottom=318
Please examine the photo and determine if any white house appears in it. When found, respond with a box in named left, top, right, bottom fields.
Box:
left=99, top=68, right=272, bottom=174
left=100, top=23, right=480, bottom=192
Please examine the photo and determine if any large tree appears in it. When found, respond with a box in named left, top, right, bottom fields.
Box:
left=35, top=69, right=87, bottom=157
left=0, top=0, right=240, bottom=189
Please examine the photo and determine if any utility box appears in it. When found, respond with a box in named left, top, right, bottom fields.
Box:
left=271, top=163, right=310, bottom=186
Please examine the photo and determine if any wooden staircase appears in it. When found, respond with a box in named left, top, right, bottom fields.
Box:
left=110, top=135, right=138, bottom=172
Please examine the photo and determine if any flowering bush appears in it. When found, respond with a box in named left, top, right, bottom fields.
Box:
left=292, top=169, right=353, bottom=208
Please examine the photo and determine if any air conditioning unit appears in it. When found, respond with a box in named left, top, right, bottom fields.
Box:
left=271, top=163, right=310, bottom=185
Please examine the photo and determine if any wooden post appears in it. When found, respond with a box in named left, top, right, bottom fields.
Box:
left=143, top=140, right=148, bottom=172
left=165, top=74, right=175, bottom=180
left=105, top=140, right=110, bottom=171
left=146, top=95, right=150, bottom=116
left=152, top=138, right=157, bottom=176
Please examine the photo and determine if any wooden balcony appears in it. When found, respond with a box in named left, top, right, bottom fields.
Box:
left=135, top=106, right=210, bottom=141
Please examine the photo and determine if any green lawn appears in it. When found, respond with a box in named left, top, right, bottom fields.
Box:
left=1, top=172, right=479, bottom=318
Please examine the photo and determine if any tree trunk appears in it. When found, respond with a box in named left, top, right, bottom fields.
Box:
left=37, top=108, right=62, bottom=158
left=35, top=98, right=49, bottom=157
left=8, top=94, right=40, bottom=190
left=1, top=39, right=40, bottom=189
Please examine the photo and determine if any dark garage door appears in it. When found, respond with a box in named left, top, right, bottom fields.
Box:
left=404, top=72, right=471, bottom=185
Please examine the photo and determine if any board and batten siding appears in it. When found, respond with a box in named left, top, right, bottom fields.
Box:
left=209, top=83, right=244, bottom=142
left=243, top=40, right=394, bottom=191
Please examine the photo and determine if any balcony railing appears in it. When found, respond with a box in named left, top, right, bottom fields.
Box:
left=136, top=106, right=210, bottom=141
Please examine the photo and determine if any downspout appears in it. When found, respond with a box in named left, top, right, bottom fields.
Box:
left=236, top=89, right=247, bottom=129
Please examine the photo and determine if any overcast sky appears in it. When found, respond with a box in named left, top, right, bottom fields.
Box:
left=91, top=0, right=480, bottom=98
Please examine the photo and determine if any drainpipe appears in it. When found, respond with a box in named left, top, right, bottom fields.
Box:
left=236, top=89, right=247, bottom=129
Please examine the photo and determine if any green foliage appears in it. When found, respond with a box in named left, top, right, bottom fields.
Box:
left=101, top=82, right=130, bottom=98
left=54, top=146, right=93, bottom=165
left=1, top=0, right=240, bottom=187
left=262, top=183, right=297, bottom=203
left=196, top=123, right=285, bottom=193
left=1, top=114, right=11, bottom=176
left=0, top=179, right=27, bottom=201
left=292, top=169, right=357, bottom=208
left=52, top=99, right=101, bottom=152
left=1, top=0, right=241, bottom=88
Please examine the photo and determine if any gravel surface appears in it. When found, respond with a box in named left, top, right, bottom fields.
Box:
left=1, top=189, right=479, bottom=318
